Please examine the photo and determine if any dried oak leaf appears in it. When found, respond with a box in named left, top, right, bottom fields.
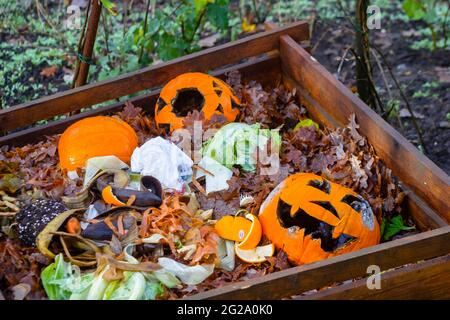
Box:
left=40, top=65, right=58, bottom=78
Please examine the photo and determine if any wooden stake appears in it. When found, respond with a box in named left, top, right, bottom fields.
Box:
left=73, top=0, right=102, bottom=88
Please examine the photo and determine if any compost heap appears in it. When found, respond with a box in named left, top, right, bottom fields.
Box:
left=0, top=71, right=415, bottom=300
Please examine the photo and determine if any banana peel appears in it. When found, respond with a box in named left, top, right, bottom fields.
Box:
left=36, top=208, right=85, bottom=258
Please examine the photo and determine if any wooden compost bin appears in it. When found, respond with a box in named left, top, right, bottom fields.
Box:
left=0, top=21, right=449, bottom=300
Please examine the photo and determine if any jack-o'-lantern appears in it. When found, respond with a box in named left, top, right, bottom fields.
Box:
left=259, top=173, right=380, bottom=265
left=154, top=72, right=240, bottom=131
left=58, top=116, right=138, bottom=171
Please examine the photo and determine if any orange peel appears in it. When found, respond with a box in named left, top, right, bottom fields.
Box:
left=215, top=213, right=262, bottom=250
left=101, top=186, right=126, bottom=206
left=235, top=243, right=274, bottom=263
left=215, top=215, right=251, bottom=242
left=236, top=213, right=262, bottom=250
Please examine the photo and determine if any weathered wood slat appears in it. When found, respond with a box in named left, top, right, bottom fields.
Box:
left=295, top=255, right=450, bottom=300
left=279, top=35, right=450, bottom=222
left=402, top=186, right=448, bottom=229
left=188, top=227, right=450, bottom=299
left=186, top=226, right=450, bottom=299
left=0, top=22, right=306, bottom=132
left=0, top=54, right=281, bottom=147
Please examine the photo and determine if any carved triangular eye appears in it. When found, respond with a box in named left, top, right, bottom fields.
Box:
left=307, top=179, right=331, bottom=194
left=310, top=200, right=339, bottom=218
left=156, top=97, right=167, bottom=112
left=216, top=103, right=224, bottom=113
left=212, top=81, right=221, bottom=88
left=215, top=89, right=222, bottom=97
left=341, top=194, right=375, bottom=230
left=341, top=195, right=364, bottom=211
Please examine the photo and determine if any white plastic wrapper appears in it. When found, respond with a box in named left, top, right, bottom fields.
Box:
left=131, top=137, right=193, bottom=191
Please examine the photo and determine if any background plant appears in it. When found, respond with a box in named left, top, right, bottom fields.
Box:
left=402, top=0, right=450, bottom=50
left=126, top=0, right=229, bottom=64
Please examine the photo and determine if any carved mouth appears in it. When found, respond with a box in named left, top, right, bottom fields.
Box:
left=276, top=199, right=355, bottom=252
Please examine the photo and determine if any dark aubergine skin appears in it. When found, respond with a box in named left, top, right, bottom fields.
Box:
left=81, top=214, right=135, bottom=241
left=96, top=175, right=162, bottom=208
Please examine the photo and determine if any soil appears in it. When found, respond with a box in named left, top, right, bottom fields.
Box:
left=309, top=18, right=450, bottom=174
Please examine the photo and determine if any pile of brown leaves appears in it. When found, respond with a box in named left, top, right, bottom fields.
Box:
left=0, top=71, right=412, bottom=299
left=0, top=236, right=49, bottom=300
left=0, top=136, right=79, bottom=199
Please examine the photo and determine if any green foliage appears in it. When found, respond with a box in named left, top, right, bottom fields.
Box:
left=100, top=0, right=118, bottom=15
left=0, top=1, right=29, bottom=31
left=386, top=99, right=401, bottom=119
left=402, top=0, right=450, bottom=50
left=127, top=0, right=230, bottom=63
left=380, top=214, right=415, bottom=241
left=412, top=81, right=440, bottom=99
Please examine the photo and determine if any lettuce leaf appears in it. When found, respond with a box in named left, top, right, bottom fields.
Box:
left=104, top=271, right=146, bottom=300
left=202, top=123, right=281, bottom=172
left=41, top=254, right=77, bottom=300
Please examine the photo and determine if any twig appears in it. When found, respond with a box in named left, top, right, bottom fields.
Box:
left=349, top=48, right=385, bottom=114
left=138, top=0, right=152, bottom=64
left=336, top=0, right=358, bottom=31
left=193, top=164, right=215, bottom=177
left=370, top=48, right=392, bottom=100
left=252, top=0, right=262, bottom=24
left=442, top=3, right=450, bottom=48
left=101, top=9, right=111, bottom=65
left=371, top=45, right=428, bottom=153
left=187, top=8, right=207, bottom=45
left=371, top=48, right=404, bottom=131
left=336, top=46, right=351, bottom=79
left=311, top=28, right=330, bottom=55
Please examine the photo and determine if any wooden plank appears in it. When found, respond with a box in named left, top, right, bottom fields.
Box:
left=283, top=73, right=340, bottom=128
left=283, top=73, right=447, bottom=231
left=402, top=186, right=448, bottom=229
left=295, top=255, right=450, bottom=300
left=279, top=35, right=450, bottom=221
left=186, top=226, right=450, bottom=300
left=0, top=54, right=281, bottom=147
left=0, top=22, right=307, bottom=132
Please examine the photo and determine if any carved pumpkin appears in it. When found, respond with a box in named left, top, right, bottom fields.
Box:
left=154, top=72, right=240, bottom=131
left=259, top=173, right=380, bottom=265
left=58, top=116, right=139, bottom=171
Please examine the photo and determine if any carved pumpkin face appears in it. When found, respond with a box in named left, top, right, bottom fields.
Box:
left=58, top=116, right=138, bottom=171
left=259, top=173, right=380, bottom=265
left=154, top=72, right=240, bottom=131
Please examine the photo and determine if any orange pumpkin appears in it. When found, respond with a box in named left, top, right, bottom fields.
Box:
left=58, top=116, right=139, bottom=171
left=259, top=173, right=380, bottom=265
left=154, top=72, right=240, bottom=131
